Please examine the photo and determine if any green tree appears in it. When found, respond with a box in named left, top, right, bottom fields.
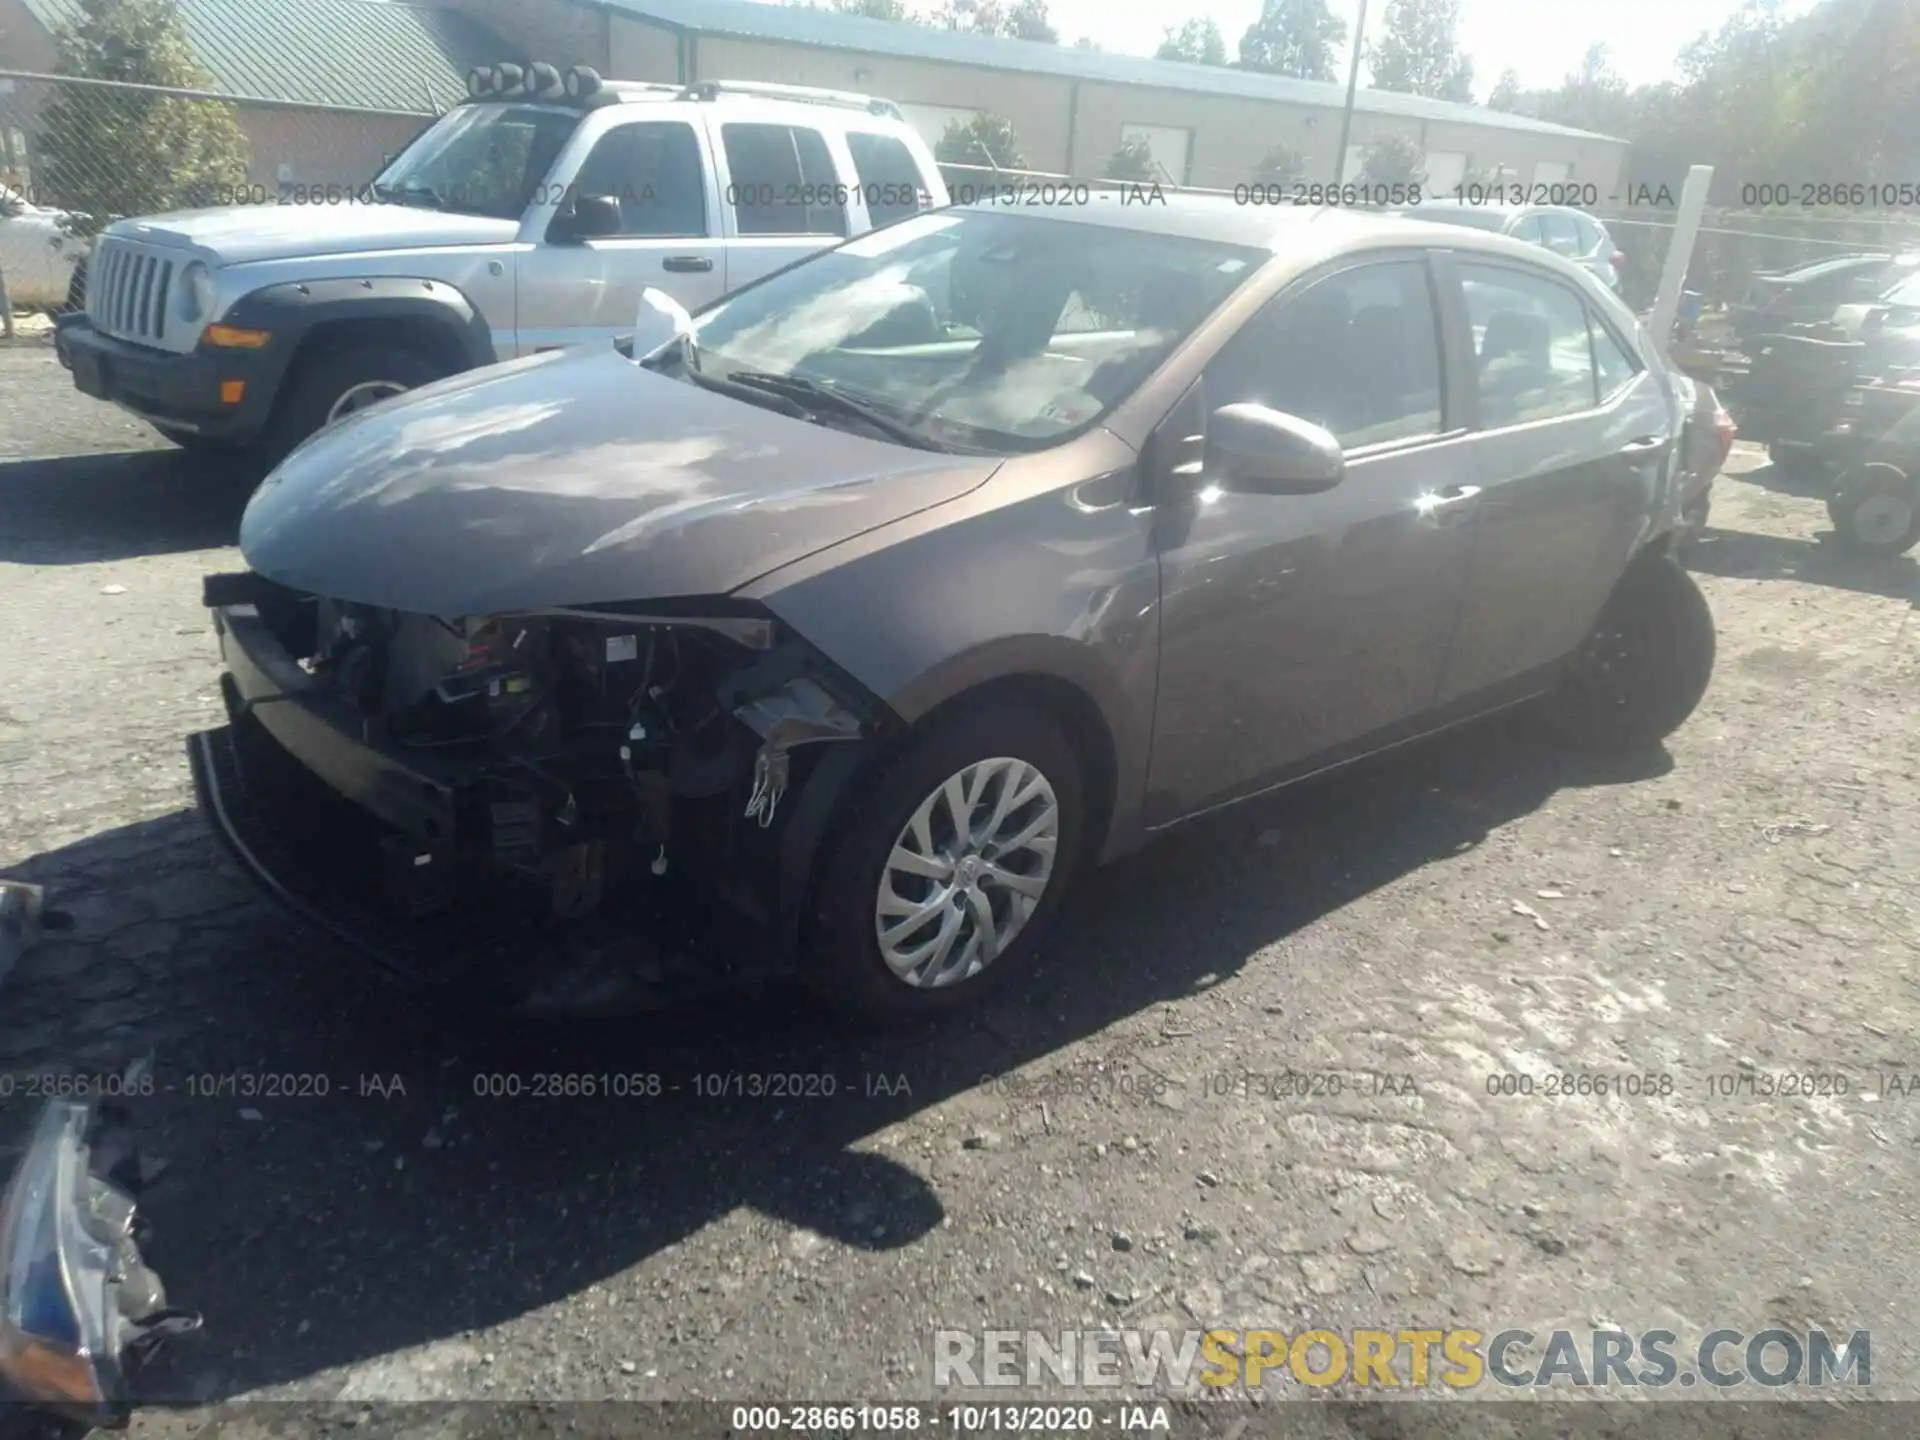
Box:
left=35, top=0, right=250, bottom=235
left=1359, top=133, right=1426, bottom=186
left=826, top=0, right=913, bottom=16
left=1486, top=67, right=1522, bottom=110
left=931, top=0, right=1057, bottom=40
left=1101, top=135, right=1160, bottom=182
left=1237, top=0, right=1346, bottom=81
left=1158, top=17, right=1228, bottom=65
left=936, top=114, right=1027, bottom=170
left=1369, top=0, right=1474, bottom=102
left=1254, top=143, right=1307, bottom=184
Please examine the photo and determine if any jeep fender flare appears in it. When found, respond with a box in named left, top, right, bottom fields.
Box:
left=222, top=275, right=497, bottom=380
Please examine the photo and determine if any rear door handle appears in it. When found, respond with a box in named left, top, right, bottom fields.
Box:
left=1418, top=484, right=1482, bottom=527
left=662, top=255, right=713, bottom=273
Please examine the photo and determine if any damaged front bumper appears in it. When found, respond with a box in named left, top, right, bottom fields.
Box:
left=187, top=580, right=878, bottom=1009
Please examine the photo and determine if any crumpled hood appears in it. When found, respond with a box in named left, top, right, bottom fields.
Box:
left=110, top=205, right=516, bottom=266
left=239, top=346, right=1000, bottom=616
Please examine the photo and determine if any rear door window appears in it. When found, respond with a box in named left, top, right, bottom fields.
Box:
left=845, top=131, right=929, bottom=227
left=1459, top=261, right=1602, bottom=426
left=721, top=123, right=848, bottom=237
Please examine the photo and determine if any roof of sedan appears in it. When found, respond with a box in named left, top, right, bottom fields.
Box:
left=957, top=189, right=1528, bottom=255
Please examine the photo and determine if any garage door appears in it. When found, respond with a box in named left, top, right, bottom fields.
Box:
left=1118, top=123, right=1191, bottom=184
left=1531, top=160, right=1572, bottom=188
left=1423, top=150, right=1467, bottom=198
left=901, top=103, right=983, bottom=156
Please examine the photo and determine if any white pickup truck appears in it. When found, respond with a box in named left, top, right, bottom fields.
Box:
left=55, top=68, right=948, bottom=458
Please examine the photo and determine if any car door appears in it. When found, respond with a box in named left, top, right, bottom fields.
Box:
left=1146, top=253, right=1484, bottom=823
left=708, top=119, right=851, bottom=292
left=0, top=190, right=63, bottom=307
left=1433, top=254, right=1673, bottom=705
left=514, top=117, right=724, bottom=354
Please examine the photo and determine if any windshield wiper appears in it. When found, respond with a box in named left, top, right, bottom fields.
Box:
left=723, top=371, right=949, bottom=451
left=373, top=180, right=446, bottom=210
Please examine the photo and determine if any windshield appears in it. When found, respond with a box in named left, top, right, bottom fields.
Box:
left=678, top=209, right=1266, bottom=453
left=370, top=104, right=580, bottom=219
left=1880, top=272, right=1920, bottom=307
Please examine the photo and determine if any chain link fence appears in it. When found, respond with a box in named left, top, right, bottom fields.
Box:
left=0, top=69, right=435, bottom=312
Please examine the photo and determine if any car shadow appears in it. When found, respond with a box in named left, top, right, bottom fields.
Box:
left=1733, top=457, right=1834, bottom=501
left=2, top=713, right=1667, bottom=1403
left=0, top=448, right=264, bottom=565
left=1685, top=524, right=1920, bottom=604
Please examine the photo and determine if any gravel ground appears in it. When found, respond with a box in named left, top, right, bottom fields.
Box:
left=2, top=335, right=1918, bottom=1433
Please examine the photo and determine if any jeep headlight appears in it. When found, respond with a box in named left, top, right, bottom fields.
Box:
left=177, top=262, right=214, bottom=324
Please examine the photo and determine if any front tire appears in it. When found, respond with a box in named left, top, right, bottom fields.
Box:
left=1827, top=464, right=1920, bottom=555
left=265, top=344, right=443, bottom=461
left=804, top=700, right=1084, bottom=1025
left=1541, top=554, right=1716, bottom=752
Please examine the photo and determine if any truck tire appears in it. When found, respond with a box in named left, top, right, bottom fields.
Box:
left=803, top=700, right=1084, bottom=1026
left=1541, top=554, right=1716, bottom=752
left=265, top=344, right=443, bottom=461
left=1827, top=463, right=1920, bottom=556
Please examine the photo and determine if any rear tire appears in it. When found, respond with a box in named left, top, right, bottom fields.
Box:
left=264, top=344, right=443, bottom=462
left=1541, top=554, right=1716, bottom=752
left=1827, top=464, right=1920, bottom=555
left=803, top=700, right=1084, bottom=1026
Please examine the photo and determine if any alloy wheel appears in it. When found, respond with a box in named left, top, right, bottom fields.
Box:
left=874, top=756, right=1060, bottom=989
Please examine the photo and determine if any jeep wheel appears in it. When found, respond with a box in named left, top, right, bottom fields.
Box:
left=266, top=345, right=443, bottom=460
left=1541, top=554, right=1716, bottom=752
left=805, top=701, right=1083, bottom=1025
left=1827, top=464, right=1920, bottom=556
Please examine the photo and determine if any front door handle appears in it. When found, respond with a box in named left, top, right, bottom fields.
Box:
left=1417, top=484, right=1482, bottom=527
left=662, top=255, right=714, bottom=273
left=1621, top=434, right=1669, bottom=455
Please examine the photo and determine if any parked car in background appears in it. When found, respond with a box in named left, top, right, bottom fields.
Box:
left=1398, top=200, right=1626, bottom=291
left=54, top=66, right=946, bottom=461
left=0, top=183, right=85, bottom=311
left=1830, top=267, right=1920, bottom=373
left=1732, top=251, right=1920, bottom=338
left=188, top=197, right=1714, bottom=1025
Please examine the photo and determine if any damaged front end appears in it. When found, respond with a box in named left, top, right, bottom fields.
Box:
left=0, top=1101, right=199, bottom=1428
left=188, top=572, right=888, bottom=1008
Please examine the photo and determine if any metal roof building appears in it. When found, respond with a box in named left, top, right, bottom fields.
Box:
left=449, top=0, right=1627, bottom=195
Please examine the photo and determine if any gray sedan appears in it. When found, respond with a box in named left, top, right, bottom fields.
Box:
left=191, top=196, right=1714, bottom=1023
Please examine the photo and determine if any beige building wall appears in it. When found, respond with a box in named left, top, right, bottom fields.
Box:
left=451, top=0, right=611, bottom=73
left=238, top=108, right=434, bottom=190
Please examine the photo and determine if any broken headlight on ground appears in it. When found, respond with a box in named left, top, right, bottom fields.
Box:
left=0, top=1101, right=199, bottom=1427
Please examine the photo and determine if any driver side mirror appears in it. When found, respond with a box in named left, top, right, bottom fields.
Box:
left=629, top=286, right=694, bottom=360
left=1204, top=404, right=1345, bottom=495
left=550, top=193, right=622, bottom=242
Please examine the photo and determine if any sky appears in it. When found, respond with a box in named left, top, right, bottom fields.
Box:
left=1040, top=0, right=1820, bottom=91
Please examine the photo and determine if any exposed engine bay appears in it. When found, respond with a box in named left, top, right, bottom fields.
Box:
left=204, top=573, right=881, bottom=977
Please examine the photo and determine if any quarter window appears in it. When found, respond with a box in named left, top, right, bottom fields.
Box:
left=1206, top=260, right=1445, bottom=449
left=845, top=132, right=927, bottom=227
left=1459, top=262, right=1602, bottom=426
left=569, top=121, right=708, bottom=237
left=1536, top=212, right=1584, bottom=257
left=722, top=123, right=847, bottom=237
left=1589, top=313, right=1641, bottom=403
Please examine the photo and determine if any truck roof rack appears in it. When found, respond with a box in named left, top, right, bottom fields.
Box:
left=676, top=79, right=903, bottom=120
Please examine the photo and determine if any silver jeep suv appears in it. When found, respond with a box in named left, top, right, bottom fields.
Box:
left=55, top=69, right=946, bottom=459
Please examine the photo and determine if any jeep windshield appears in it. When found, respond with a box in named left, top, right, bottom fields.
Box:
left=665, top=209, right=1265, bottom=454
left=370, top=104, right=579, bottom=219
